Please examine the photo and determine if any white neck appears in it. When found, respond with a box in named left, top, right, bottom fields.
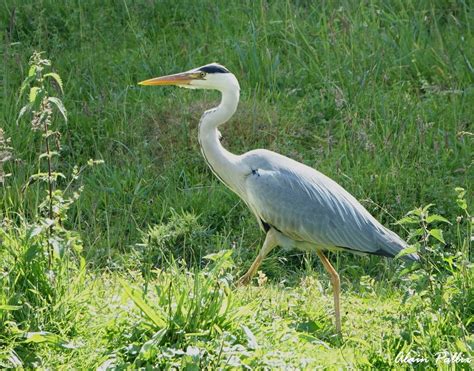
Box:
left=198, top=81, right=246, bottom=196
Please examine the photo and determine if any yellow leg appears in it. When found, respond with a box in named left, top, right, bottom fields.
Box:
left=237, top=229, right=278, bottom=286
left=317, top=250, right=341, bottom=334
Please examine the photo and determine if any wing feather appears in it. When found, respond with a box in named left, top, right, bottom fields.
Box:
left=242, top=150, right=416, bottom=259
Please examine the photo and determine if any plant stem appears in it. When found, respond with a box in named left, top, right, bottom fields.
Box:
left=43, top=114, right=54, bottom=267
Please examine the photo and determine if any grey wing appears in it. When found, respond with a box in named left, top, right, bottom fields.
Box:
left=245, top=165, right=411, bottom=258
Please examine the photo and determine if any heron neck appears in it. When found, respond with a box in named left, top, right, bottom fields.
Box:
left=198, top=87, right=245, bottom=195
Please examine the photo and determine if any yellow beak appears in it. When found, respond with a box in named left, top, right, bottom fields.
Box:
left=138, top=72, right=198, bottom=86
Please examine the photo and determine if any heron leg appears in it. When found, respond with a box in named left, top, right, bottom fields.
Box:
left=316, top=250, right=341, bottom=334
left=237, top=229, right=278, bottom=286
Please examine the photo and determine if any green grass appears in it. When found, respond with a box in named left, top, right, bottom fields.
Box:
left=1, top=0, right=473, bottom=368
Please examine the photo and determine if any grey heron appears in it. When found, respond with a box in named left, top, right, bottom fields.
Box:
left=139, top=63, right=419, bottom=334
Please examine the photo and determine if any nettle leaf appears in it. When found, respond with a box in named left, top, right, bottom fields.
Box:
left=422, top=203, right=435, bottom=213
left=39, top=151, right=60, bottom=159
left=395, top=216, right=419, bottom=225
left=204, top=249, right=234, bottom=271
left=406, top=208, right=423, bottom=217
left=28, top=65, right=37, bottom=77
left=28, top=172, right=65, bottom=182
left=426, top=215, right=451, bottom=225
left=429, top=229, right=445, bottom=244
left=50, top=172, right=66, bottom=180
left=19, top=75, right=35, bottom=99
left=395, top=244, right=419, bottom=259
left=455, top=187, right=466, bottom=199
left=48, top=97, right=68, bottom=122
left=44, top=72, right=64, bottom=93
left=28, top=225, right=44, bottom=238
left=17, top=103, right=32, bottom=124
left=456, top=198, right=467, bottom=210
left=29, top=87, right=42, bottom=104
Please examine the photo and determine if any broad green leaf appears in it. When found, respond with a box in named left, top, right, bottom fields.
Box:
left=429, top=229, right=445, bottom=244
left=426, top=215, right=451, bottom=224
left=28, top=172, right=66, bottom=182
left=204, top=249, right=234, bottom=271
left=422, top=203, right=434, bottom=213
left=23, top=331, right=78, bottom=349
left=395, top=244, right=419, bottom=259
left=50, top=172, right=66, bottom=179
left=455, top=187, right=466, bottom=198
left=456, top=198, right=467, bottom=210
left=28, top=225, right=43, bottom=238
left=39, top=151, right=59, bottom=159
left=28, top=86, right=40, bottom=103
left=24, top=331, right=63, bottom=345
left=48, top=97, right=68, bottom=122
left=395, top=216, right=419, bottom=225
left=44, top=72, right=64, bottom=93
left=204, top=249, right=232, bottom=261
left=406, top=208, right=423, bottom=216
left=408, top=229, right=424, bottom=239
left=0, top=305, right=22, bottom=311
left=120, top=279, right=167, bottom=328
left=19, top=75, right=34, bottom=99
left=29, top=87, right=41, bottom=103
left=16, top=104, right=31, bottom=124
left=28, top=65, right=37, bottom=77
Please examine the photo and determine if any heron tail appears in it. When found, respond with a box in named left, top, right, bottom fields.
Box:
left=374, top=226, right=420, bottom=262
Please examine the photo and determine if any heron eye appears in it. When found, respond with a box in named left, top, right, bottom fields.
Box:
left=199, top=71, right=206, bottom=78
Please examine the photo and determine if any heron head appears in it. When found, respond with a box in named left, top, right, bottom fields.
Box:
left=139, top=63, right=239, bottom=92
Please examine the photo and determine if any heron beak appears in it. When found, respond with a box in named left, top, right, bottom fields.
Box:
left=138, top=72, right=198, bottom=86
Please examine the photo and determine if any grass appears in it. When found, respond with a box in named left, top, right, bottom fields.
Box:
left=1, top=0, right=473, bottom=368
